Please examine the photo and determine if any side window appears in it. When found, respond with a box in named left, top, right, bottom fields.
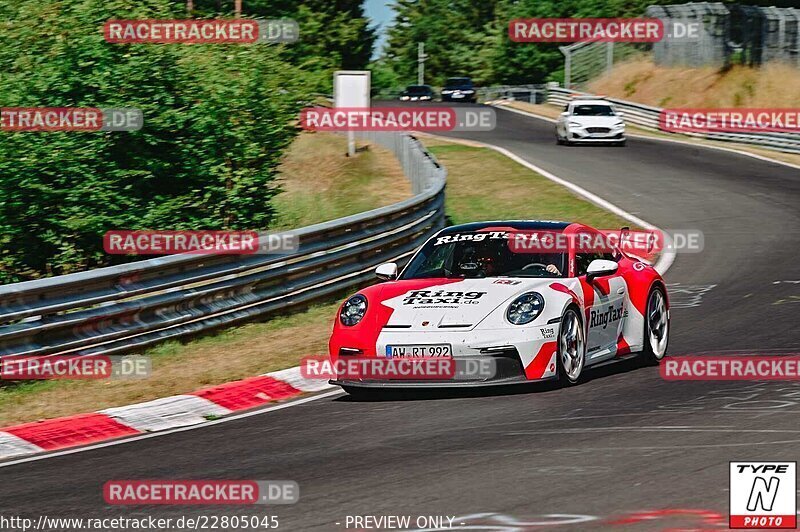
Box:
left=575, top=253, right=593, bottom=276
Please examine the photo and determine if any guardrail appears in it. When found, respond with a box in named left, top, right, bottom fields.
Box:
left=548, top=87, right=800, bottom=154
left=479, top=85, right=547, bottom=104
left=0, top=132, right=446, bottom=359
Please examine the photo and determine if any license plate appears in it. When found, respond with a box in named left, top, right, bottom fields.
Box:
left=385, top=344, right=452, bottom=358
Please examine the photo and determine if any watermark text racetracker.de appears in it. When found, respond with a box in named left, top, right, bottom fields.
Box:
left=660, top=108, right=800, bottom=134
left=104, top=480, right=298, bottom=505
left=509, top=18, right=663, bottom=42
left=300, top=107, right=496, bottom=132
left=104, top=230, right=299, bottom=255
left=104, top=19, right=299, bottom=44
left=0, top=354, right=150, bottom=380
left=302, top=355, right=496, bottom=381
left=1, top=108, right=142, bottom=132
left=507, top=228, right=704, bottom=255
left=662, top=356, right=800, bottom=381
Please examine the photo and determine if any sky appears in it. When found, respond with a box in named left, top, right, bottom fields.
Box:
left=364, top=0, right=396, bottom=57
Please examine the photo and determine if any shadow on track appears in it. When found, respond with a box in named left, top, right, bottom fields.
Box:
left=334, top=355, right=653, bottom=402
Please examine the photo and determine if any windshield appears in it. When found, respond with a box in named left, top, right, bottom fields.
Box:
left=405, top=85, right=431, bottom=94
left=401, top=232, right=566, bottom=279
left=572, top=104, right=615, bottom=117
left=445, top=77, right=472, bottom=87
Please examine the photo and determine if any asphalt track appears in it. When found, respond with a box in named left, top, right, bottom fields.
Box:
left=1, top=106, right=799, bottom=531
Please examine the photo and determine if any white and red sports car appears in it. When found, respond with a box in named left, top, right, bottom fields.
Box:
left=328, top=221, right=669, bottom=393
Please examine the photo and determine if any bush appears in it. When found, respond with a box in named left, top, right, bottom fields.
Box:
left=0, top=0, right=313, bottom=282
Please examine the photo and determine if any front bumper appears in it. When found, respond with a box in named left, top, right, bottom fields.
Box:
left=567, top=129, right=625, bottom=143
left=330, top=326, right=558, bottom=388
left=330, top=373, right=551, bottom=389
left=442, top=93, right=476, bottom=102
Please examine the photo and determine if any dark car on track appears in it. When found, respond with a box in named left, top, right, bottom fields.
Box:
left=441, top=77, right=477, bottom=103
left=399, top=85, right=435, bottom=102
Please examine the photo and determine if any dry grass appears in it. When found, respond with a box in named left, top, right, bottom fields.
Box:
left=272, top=132, right=410, bottom=229
left=0, top=132, right=410, bottom=426
left=589, top=58, right=800, bottom=108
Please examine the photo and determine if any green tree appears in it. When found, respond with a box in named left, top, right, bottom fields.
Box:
left=190, top=0, right=377, bottom=92
left=0, top=0, right=313, bottom=281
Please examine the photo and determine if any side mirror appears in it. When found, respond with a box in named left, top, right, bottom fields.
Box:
left=560, top=111, right=569, bottom=117
left=375, top=262, right=398, bottom=281
left=586, top=259, right=618, bottom=280
left=617, top=111, right=625, bottom=118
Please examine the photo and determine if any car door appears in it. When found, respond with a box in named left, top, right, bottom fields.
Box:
left=556, top=104, right=570, bottom=137
left=576, top=251, right=627, bottom=362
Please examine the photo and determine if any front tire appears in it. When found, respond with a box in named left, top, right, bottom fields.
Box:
left=642, top=286, right=669, bottom=364
left=557, top=307, right=586, bottom=385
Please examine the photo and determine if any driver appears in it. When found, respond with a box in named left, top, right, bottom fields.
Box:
left=525, top=253, right=562, bottom=276
left=545, top=263, right=561, bottom=275
left=455, top=244, right=501, bottom=276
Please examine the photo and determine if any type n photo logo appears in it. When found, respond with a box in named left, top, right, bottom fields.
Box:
left=730, top=462, right=796, bottom=529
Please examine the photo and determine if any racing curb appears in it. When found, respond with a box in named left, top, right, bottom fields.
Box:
left=0, top=366, right=333, bottom=461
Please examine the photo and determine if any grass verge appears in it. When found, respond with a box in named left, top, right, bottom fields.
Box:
left=0, top=135, right=631, bottom=426
left=0, top=132, right=407, bottom=426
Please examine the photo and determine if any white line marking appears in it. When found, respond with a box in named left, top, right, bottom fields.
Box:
left=0, top=389, right=345, bottom=469
left=425, top=133, right=675, bottom=275
left=496, top=103, right=800, bottom=172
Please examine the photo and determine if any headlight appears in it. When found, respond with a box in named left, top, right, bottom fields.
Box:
left=506, top=292, right=545, bottom=325
left=613, top=121, right=625, bottom=128
left=340, top=295, right=367, bottom=326
left=441, top=90, right=453, bottom=94
left=400, top=96, right=410, bottom=101
left=568, top=121, right=582, bottom=128
left=462, top=89, right=475, bottom=94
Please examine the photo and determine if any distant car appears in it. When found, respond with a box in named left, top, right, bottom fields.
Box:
left=328, top=220, right=669, bottom=393
left=441, top=77, right=477, bottom=103
left=399, top=85, right=435, bottom=102
left=556, top=97, right=626, bottom=146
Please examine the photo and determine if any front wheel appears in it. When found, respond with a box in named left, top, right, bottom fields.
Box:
left=642, top=286, right=669, bottom=364
left=557, top=307, right=586, bottom=385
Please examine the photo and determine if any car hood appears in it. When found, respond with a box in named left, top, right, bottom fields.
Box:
left=377, top=277, right=555, bottom=331
left=570, top=116, right=622, bottom=127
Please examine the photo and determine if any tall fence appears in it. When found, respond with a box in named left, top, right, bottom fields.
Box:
left=0, top=133, right=446, bottom=359
left=548, top=86, right=800, bottom=154
left=646, top=2, right=730, bottom=67
left=559, top=3, right=800, bottom=89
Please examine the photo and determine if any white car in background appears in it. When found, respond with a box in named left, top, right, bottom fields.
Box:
left=556, top=98, right=626, bottom=146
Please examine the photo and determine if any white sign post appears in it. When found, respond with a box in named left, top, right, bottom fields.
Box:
left=333, top=70, right=371, bottom=157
